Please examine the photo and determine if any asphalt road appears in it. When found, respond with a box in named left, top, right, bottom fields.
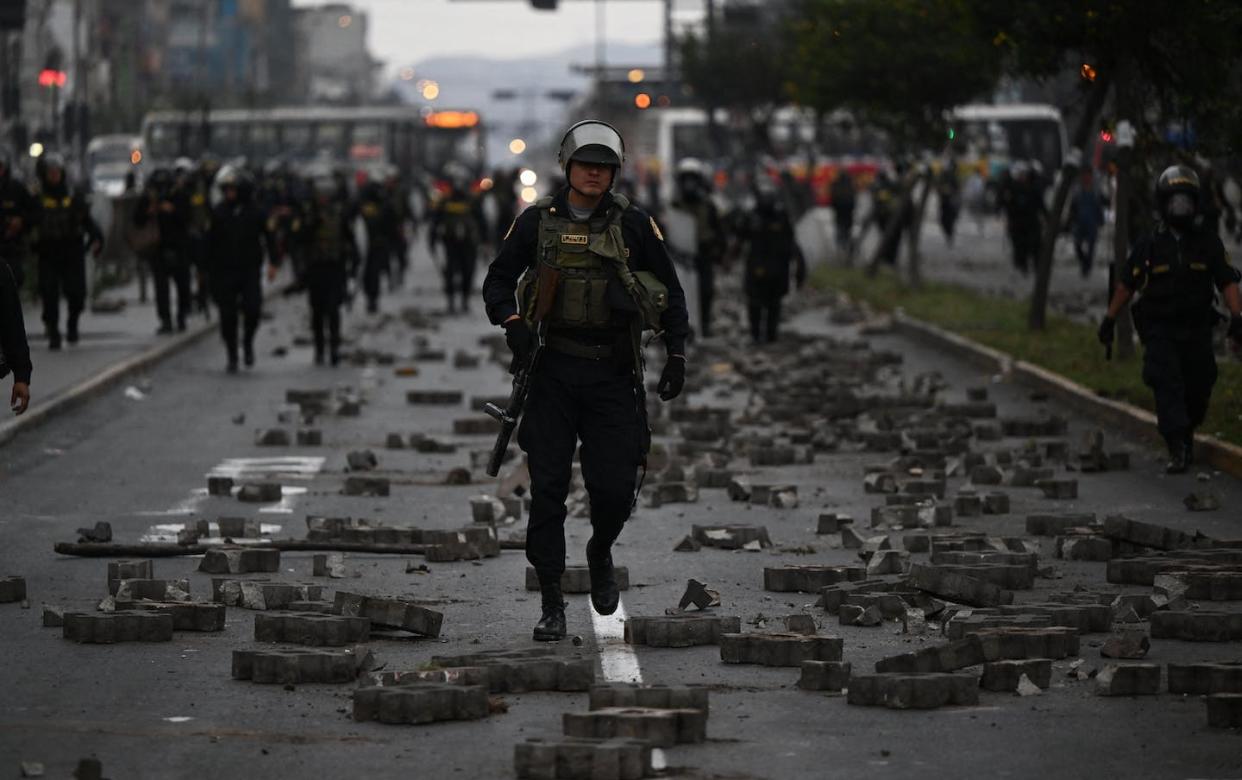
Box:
left=1, top=245, right=1240, bottom=779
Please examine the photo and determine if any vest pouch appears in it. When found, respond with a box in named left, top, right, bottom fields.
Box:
left=557, top=273, right=590, bottom=325
left=633, top=271, right=668, bottom=315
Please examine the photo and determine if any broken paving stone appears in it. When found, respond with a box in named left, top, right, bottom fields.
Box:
left=1100, top=631, right=1150, bottom=659
left=342, top=476, right=390, bottom=497
left=353, top=683, right=488, bottom=724
left=254, top=428, right=291, bottom=447
left=76, top=521, right=113, bottom=543
left=514, top=737, right=654, bottom=780
left=1167, top=662, right=1242, bottom=695
left=107, top=560, right=154, bottom=595
left=525, top=567, right=631, bottom=595
left=764, top=565, right=864, bottom=593
left=1096, top=663, right=1160, bottom=696
left=212, top=579, right=324, bottom=610
left=839, top=604, right=884, bottom=627
left=42, top=605, right=64, bottom=627
left=589, top=683, right=709, bottom=713
left=1015, top=674, right=1043, bottom=696
left=406, top=390, right=464, bottom=405
left=783, top=614, right=817, bottom=634
left=198, top=547, right=280, bottom=575
left=1035, top=479, right=1078, bottom=500
left=296, top=429, right=323, bottom=446
left=254, top=612, right=371, bottom=646
left=1101, top=515, right=1212, bottom=552
left=909, top=563, right=1014, bottom=607
left=427, top=648, right=594, bottom=693
left=876, top=628, right=1078, bottom=674
left=970, top=465, right=1004, bottom=486
left=207, top=476, right=234, bottom=496
left=816, top=514, right=853, bottom=535
left=719, top=632, right=843, bottom=667
left=864, top=472, right=898, bottom=494
left=1207, top=693, right=1242, bottom=728
left=1057, top=534, right=1113, bottom=562
left=980, top=659, right=1052, bottom=692
left=647, top=482, right=699, bottom=507
left=799, top=660, right=851, bottom=692
left=691, top=524, right=772, bottom=550
left=865, top=550, right=908, bottom=576
left=470, top=495, right=508, bottom=525
left=841, top=526, right=866, bottom=549
left=726, top=477, right=751, bottom=502
left=676, top=579, right=720, bottom=611
left=563, top=706, right=706, bottom=748
left=673, top=535, right=701, bottom=552
left=115, top=601, right=225, bottom=632
left=1150, top=610, right=1242, bottom=642
left=332, top=591, right=444, bottom=638
left=846, top=672, right=979, bottom=709
left=237, top=482, right=282, bottom=503
left=1184, top=492, right=1221, bottom=512
left=444, top=467, right=473, bottom=485
left=953, top=493, right=983, bottom=517
left=114, top=578, right=191, bottom=603
left=346, top=449, right=379, bottom=471
left=312, top=553, right=348, bottom=578
left=385, top=433, right=406, bottom=449
left=232, top=647, right=369, bottom=684
left=624, top=614, right=740, bottom=647
left=63, top=611, right=174, bottom=643
left=981, top=492, right=1010, bottom=514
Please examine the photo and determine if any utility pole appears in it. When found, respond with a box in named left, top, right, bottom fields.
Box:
left=594, top=0, right=606, bottom=116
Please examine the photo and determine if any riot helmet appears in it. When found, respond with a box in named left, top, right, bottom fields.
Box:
left=215, top=164, right=254, bottom=201
left=148, top=167, right=173, bottom=191
left=37, top=152, right=66, bottom=187
left=174, top=157, right=195, bottom=176
left=1156, top=165, right=1200, bottom=210
left=557, top=120, right=624, bottom=174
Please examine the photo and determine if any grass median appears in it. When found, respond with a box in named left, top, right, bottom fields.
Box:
left=812, top=264, right=1242, bottom=447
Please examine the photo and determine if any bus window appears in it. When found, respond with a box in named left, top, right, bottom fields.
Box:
left=282, top=124, right=313, bottom=157
left=147, top=121, right=182, bottom=160
left=315, top=122, right=346, bottom=158
left=249, top=123, right=279, bottom=159
left=210, top=123, right=243, bottom=157
left=350, top=122, right=386, bottom=161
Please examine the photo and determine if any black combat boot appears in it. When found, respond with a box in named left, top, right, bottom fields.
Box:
left=66, top=314, right=79, bottom=345
left=586, top=538, right=620, bottom=616
left=1184, top=432, right=1195, bottom=467
left=243, top=341, right=255, bottom=368
left=47, top=328, right=61, bottom=351
left=533, top=583, right=567, bottom=642
left=1165, top=439, right=1189, bottom=475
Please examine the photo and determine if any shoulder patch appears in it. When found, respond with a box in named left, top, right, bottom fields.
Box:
left=502, top=218, right=516, bottom=242
left=649, top=216, right=664, bottom=242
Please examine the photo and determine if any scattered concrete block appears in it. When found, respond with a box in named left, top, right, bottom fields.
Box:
left=114, top=578, right=191, bottom=602
left=864, top=473, right=898, bottom=494
left=719, top=632, right=843, bottom=666
left=970, top=465, right=1003, bottom=485
left=42, top=604, right=64, bottom=627
left=1167, top=662, right=1242, bottom=695
left=798, top=660, right=852, bottom=692
left=237, top=482, right=282, bottom=503
left=514, top=737, right=654, bottom=780
left=1184, top=492, right=1221, bottom=512
left=1035, top=479, right=1078, bottom=500
left=909, top=563, right=1014, bottom=607
left=62, top=612, right=174, bottom=643
left=817, top=514, right=853, bottom=534
left=312, top=553, right=347, bottom=578
left=981, top=492, right=1010, bottom=514
left=563, top=707, right=706, bottom=747
left=1206, top=694, right=1242, bottom=727
left=422, top=527, right=501, bottom=561
left=232, top=647, right=368, bottom=684
left=332, top=592, right=444, bottom=638
left=254, top=428, right=291, bottom=446
left=1101, top=515, right=1212, bottom=551
left=76, top=521, right=113, bottom=543
left=296, top=429, right=323, bottom=446
left=116, top=601, right=225, bottom=631
left=254, top=612, right=371, bottom=645
left=342, top=476, right=390, bottom=497
left=406, top=390, right=465, bottom=405
left=454, top=416, right=502, bottom=435
left=764, top=565, right=864, bottom=593
left=954, top=493, right=983, bottom=517
left=106, top=561, right=154, bottom=595
left=207, top=476, right=234, bottom=496
left=470, top=495, right=508, bottom=525
left=866, top=550, right=908, bottom=576
left=677, top=579, right=720, bottom=611
left=346, top=449, right=378, bottom=471
left=981, top=659, right=1052, bottom=691
left=1096, top=663, right=1160, bottom=696
left=625, top=614, right=740, bottom=647
left=877, top=628, right=1077, bottom=674
left=212, top=579, right=324, bottom=610
left=385, top=433, right=406, bottom=449
left=1150, top=611, right=1242, bottom=642
left=691, top=524, right=772, bottom=550
left=198, top=547, right=280, bottom=575
left=1026, top=513, right=1096, bottom=537
left=673, top=535, right=702, bottom=552
left=589, top=684, right=709, bottom=713
left=847, top=672, right=979, bottom=709
left=429, top=648, right=594, bottom=693
left=353, top=683, right=488, bottom=724
left=1100, top=631, right=1150, bottom=659
left=525, top=567, right=631, bottom=594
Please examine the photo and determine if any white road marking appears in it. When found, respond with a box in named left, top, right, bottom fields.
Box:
left=588, top=598, right=665, bottom=770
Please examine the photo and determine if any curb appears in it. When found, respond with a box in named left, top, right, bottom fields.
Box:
left=892, top=312, right=1242, bottom=480
left=0, top=283, right=292, bottom=447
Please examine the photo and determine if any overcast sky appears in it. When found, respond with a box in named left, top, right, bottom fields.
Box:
left=292, top=0, right=666, bottom=70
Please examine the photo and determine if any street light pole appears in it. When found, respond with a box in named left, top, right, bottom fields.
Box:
left=595, top=0, right=605, bottom=116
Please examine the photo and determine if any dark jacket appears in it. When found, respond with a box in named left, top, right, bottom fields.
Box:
left=0, top=262, right=32, bottom=384
left=208, top=199, right=270, bottom=279
left=481, top=188, right=690, bottom=356
left=1123, top=223, right=1241, bottom=337
left=0, top=176, right=34, bottom=253
left=734, top=202, right=805, bottom=299
left=32, top=181, right=101, bottom=255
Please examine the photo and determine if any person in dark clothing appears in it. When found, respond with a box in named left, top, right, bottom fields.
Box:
left=133, top=168, right=192, bottom=333
left=207, top=166, right=271, bottom=372
left=936, top=162, right=962, bottom=247
left=672, top=158, right=726, bottom=338
left=357, top=181, right=396, bottom=313
left=999, top=161, right=1045, bottom=275
left=383, top=167, right=414, bottom=289
left=867, top=169, right=905, bottom=266
left=1099, top=165, right=1242, bottom=473
left=829, top=170, right=856, bottom=257
left=0, top=261, right=31, bottom=415
left=733, top=181, right=807, bottom=344
left=1069, top=169, right=1107, bottom=278
left=429, top=166, right=486, bottom=313
left=301, top=173, right=359, bottom=366
left=482, top=120, right=690, bottom=642
left=30, top=154, right=103, bottom=349
left=0, top=149, right=34, bottom=290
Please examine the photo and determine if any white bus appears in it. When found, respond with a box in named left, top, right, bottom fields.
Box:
left=948, top=103, right=1068, bottom=178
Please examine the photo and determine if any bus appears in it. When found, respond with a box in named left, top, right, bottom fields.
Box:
left=139, top=105, right=485, bottom=177
left=947, top=103, right=1068, bottom=178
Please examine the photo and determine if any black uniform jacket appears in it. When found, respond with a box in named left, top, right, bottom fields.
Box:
left=481, top=188, right=690, bottom=356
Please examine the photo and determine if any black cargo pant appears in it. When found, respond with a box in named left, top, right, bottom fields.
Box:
left=362, top=240, right=389, bottom=313
left=1141, top=329, right=1217, bottom=449
left=214, top=271, right=261, bottom=361
left=747, top=291, right=782, bottom=344
left=37, top=242, right=86, bottom=335
left=307, top=264, right=344, bottom=357
left=444, top=240, right=477, bottom=309
left=519, top=348, right=643, bottom=588
left=150, top=246, right=192, bottom=328
left=694, top=254, right=715, bottom=338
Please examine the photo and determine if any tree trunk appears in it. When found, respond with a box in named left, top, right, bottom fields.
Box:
left=1028, top=72, right=1114, bottom=330
left=905, top=166, right=935, bottom=287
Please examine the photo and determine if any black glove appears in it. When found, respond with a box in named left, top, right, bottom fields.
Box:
left=1230, top=314, right=1242, bottom=345
left=503, top=318, right=534, bottom=365
left=657, top=356, right=686, bottom=401
left=1097, top=316, right=1115, bottom=348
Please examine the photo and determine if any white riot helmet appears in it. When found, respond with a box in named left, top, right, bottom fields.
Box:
left=557, top=119, right=625, bottom=174
left=676, top=157, right=708, bottom=180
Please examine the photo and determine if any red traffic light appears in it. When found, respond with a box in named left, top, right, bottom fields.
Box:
left=38, top=69, right=66, bottom=88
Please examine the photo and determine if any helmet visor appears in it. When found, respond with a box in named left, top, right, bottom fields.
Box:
left=561, top=122, right=624, bottom=168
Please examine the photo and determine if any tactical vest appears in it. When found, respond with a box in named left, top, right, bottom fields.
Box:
left=39, top=195, right=77, bottom=242
left=518, top=194, right=667, bottom=332
left=188, top=187, right=212, bottom=233
left=310, top=204, right=345, bottom=265
left=440, top=198, right=480, bottom=244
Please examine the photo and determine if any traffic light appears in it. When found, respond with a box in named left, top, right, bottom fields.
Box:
left=0, top=0, right=26, bottom=31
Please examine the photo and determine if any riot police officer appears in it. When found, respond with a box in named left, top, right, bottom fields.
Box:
left=1099, top=165, right=1242, bottom=473
left=357, top=179, right=397, bottom=313
left=1000, top=161, right=1045, bottom=275
left=0, top=148, right=34, bottom=288
left=672, top=158, right=726, bottom=338
left=302, top=172, right=358, bottom=366
left=429, top=164, right=486, bottom=314
left=383, top=167, right=414, bottom=289
left=181, top=158, right=214, bottom=318
left=133, top=168, right=192, bottom=333
left=482, top=120, right=690, bottom=641
left=207, top=167, right=271, bottom=372
left=31, top=153, right=102, bottom=349
left=734, top=180, right=806, bottom=344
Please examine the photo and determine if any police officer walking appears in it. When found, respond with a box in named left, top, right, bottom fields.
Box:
left=357, top=179, right=397, bottom=314
left=0, top=149, right=34, bottom=288
left=672, top=158, right=726, bottom=338
left=1099, top=165, right=1242, bottom=473
left=1000, top=161, right=1045, bottom=275
left=31, top=153, right=102, bottom=349
left=734, top=180, right=806, bottom=344
left=482, top=120, right=690, bottom=641
left=429, top=165, right=486, bottom=314
left=133, top=168, right=192, bottom=334
left=207, top=167, right=271, bottom=372
left=301, top=172, right=358, bottom=366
